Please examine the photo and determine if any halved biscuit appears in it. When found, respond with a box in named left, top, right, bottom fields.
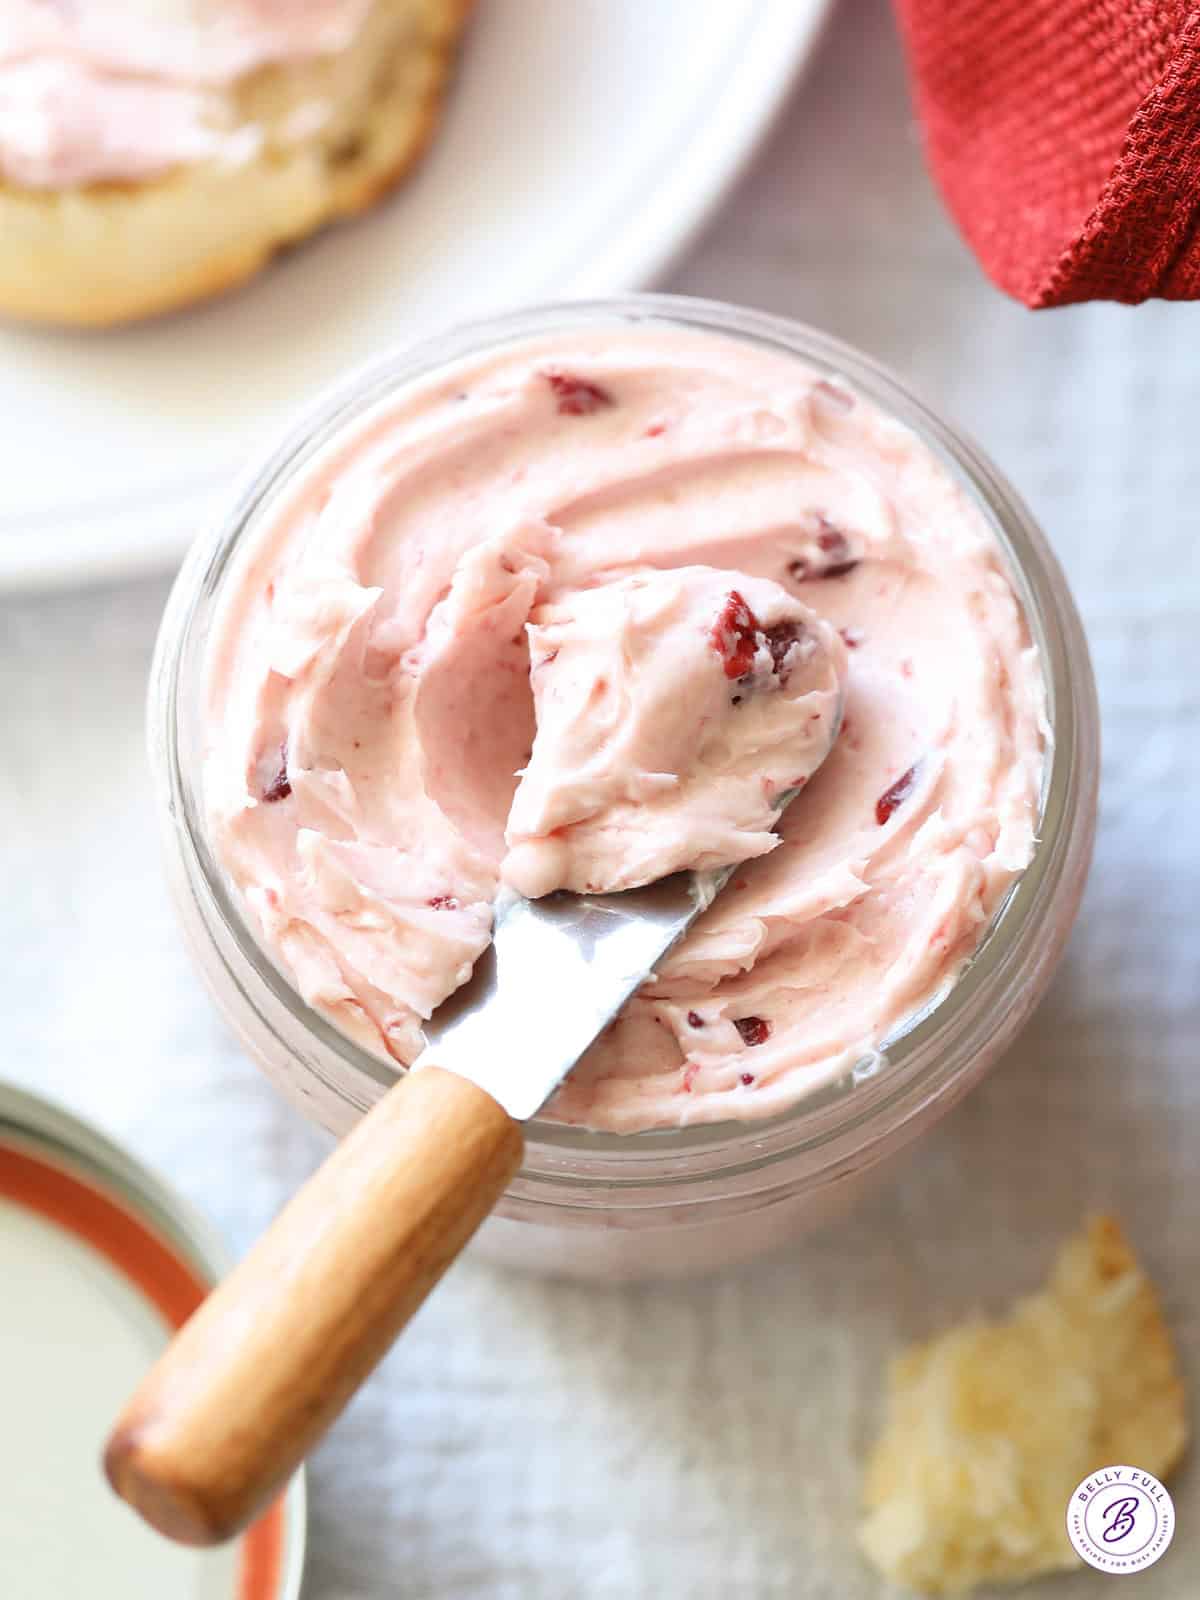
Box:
left=0, top=0, right=472, bottom=326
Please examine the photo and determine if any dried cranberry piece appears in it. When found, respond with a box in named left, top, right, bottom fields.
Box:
left=740, top=1072, right=756, bottom=1086
left=818, top=524, right=859, bottom=579
left=875, top=763, right=919, bottom=825
left=709, top=590, right=761, bottom=679
left=787, top=516, right=860, bottom=582
left=733, top=1016, right=771, bottom=1047
left=687, top=1010, right=704, bottom=1028
left=427, top=895, right=460, bottom=910
left=543, top=369, right=614, bottom=416
left=259, top=743, right=291, bottom=804
left=812, top=378, right=854, bottom=413
left=763, top=620, right=805, bottom=682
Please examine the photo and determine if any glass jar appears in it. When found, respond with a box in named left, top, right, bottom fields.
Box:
left=149, top=295, right=1099, bottom=1283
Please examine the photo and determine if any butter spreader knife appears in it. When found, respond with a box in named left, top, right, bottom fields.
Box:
left=104, top=724, right=840, bottom=1547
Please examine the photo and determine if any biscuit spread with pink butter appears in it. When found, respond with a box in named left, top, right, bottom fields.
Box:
left=0, top=1, right=369, bottom=187
left=204, top=327, right=1047, bottom=1131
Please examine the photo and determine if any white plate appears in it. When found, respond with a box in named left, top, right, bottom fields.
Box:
left=0, top=0, right=830, bottom=592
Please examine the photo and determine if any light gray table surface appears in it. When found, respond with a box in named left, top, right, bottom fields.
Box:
left=2, top=2, right=1197, bottom=1595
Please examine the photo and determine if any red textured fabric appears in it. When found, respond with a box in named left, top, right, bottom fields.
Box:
left=894, top=0, right=1200, bottom=306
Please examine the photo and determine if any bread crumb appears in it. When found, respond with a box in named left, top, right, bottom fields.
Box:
left=859, top=1216, right=1188, bottom=1594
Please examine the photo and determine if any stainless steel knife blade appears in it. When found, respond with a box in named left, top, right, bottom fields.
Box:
left=416, top=868, right=729, bottom=1121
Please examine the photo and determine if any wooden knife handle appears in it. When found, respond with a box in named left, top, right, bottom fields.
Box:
left=104, top=1065, right=523, bottom=1546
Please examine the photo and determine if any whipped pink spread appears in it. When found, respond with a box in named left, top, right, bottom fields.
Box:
left=204, top=327, right=1047, bottom=1131
left=503, top=569, right=844, bottom=898
left=0, top=1, right=369, bottom=187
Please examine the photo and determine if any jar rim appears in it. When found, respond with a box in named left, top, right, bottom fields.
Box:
left=153, top=293, right=1096, bottom=1201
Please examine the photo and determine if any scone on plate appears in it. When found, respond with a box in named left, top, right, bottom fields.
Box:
left=0, top=0, right=472, bottom=326
left=860, top=1216, right=1188, bottom=1595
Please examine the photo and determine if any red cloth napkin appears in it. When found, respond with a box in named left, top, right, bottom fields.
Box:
left=894, top=0, right=1200, bottom=306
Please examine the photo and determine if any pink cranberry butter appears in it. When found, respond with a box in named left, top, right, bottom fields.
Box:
left=151, top=297, right=1098, bottom=1281
left=0, top=0, right=369, bottom=187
